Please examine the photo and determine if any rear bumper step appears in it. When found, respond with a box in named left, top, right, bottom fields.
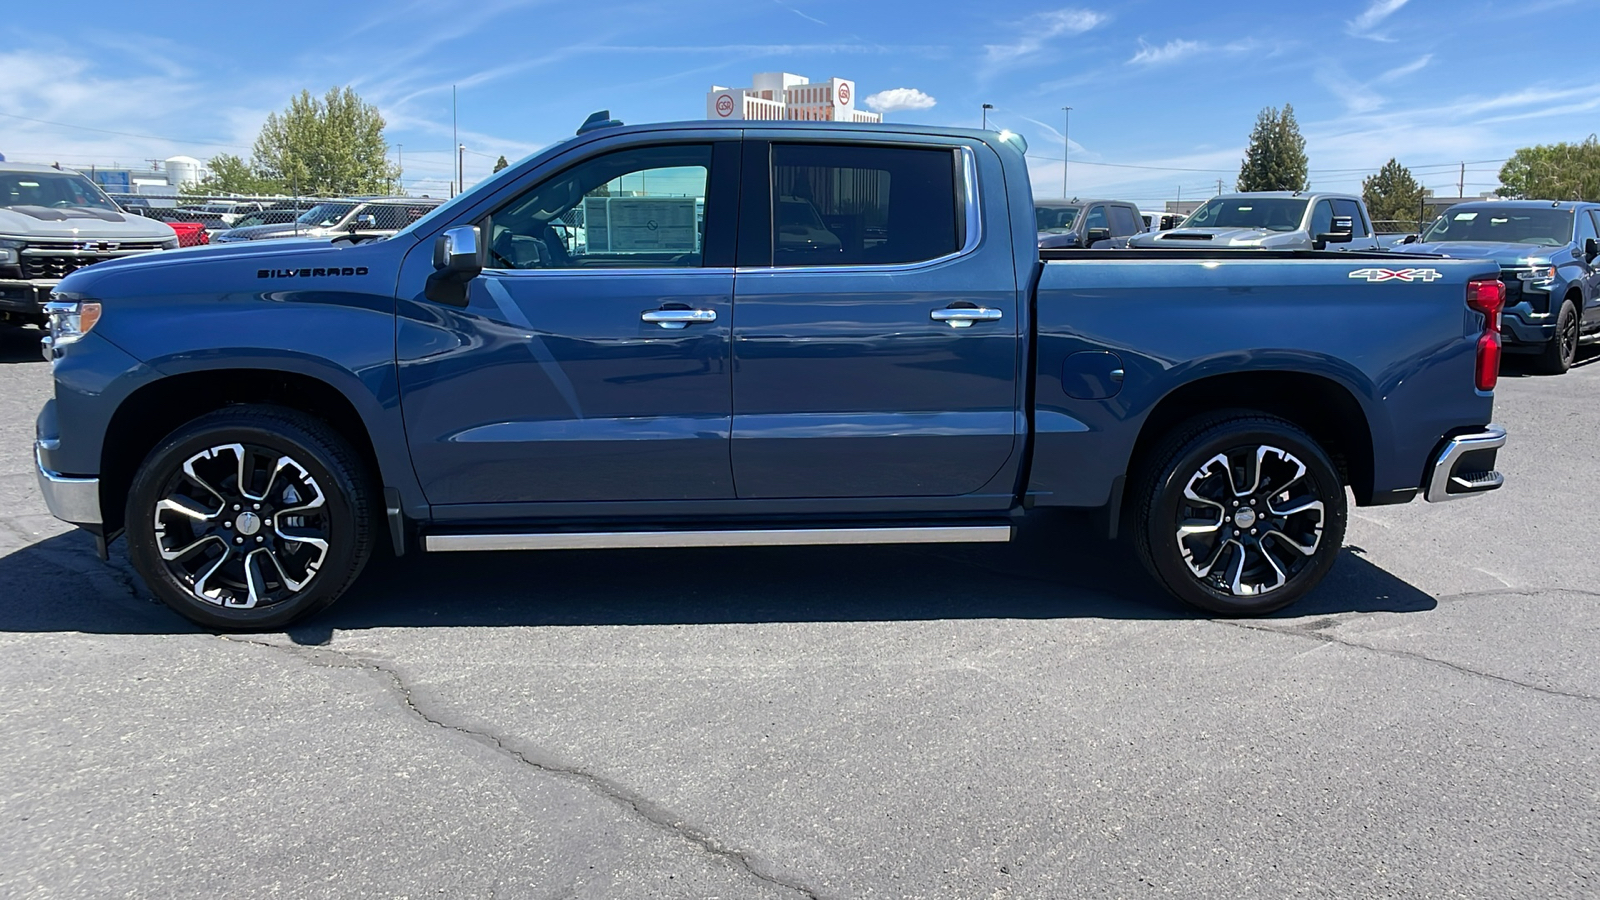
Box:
left=424, top=525, right=1013, bottom=552
left=1424, top=425, right=1507, bottom=502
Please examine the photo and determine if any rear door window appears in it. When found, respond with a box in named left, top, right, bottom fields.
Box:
left=1108, top=205, right=1140, bottom=237
left=769, top=143, right=960, bottom=267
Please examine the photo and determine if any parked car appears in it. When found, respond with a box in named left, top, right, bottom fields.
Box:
left=35, top=117, right=1506, bottom=629
left=1130, top=192, right=1382, bottom=251
left=1035, top=198, right=1146, bottom=248
left=166, top=221, right=210, bottom=247
left=0, top=162, right=178, bottom=326
left=1396, top=200, right=1600, bottom=373
left=213, top=197, right=443, bottom=244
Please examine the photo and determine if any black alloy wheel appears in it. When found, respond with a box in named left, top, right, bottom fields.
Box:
left=1535, top=299, right=1579, bottom=375
left=1136, top=414, right=1348, bottom=616
left=126, top=406, right=373, bottom=630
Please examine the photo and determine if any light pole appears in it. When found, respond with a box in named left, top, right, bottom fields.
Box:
left=1061, top=106, right=1072, bottom=199
left=981, top=103, right=994, bottom=129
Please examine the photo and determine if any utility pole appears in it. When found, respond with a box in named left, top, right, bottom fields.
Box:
left=1458, top=161, right=1465, bottom=199
left=981, top=103, right=994, bottom=129
left=452, top=85, right=459, bottom=198
left=1061, top=106, right=1072, bottom=199
left=458, top=144, right=465, bottom=196
left=397, top=144, right=403, bottom=195
left=1217, top=179, right=1223, bottom=196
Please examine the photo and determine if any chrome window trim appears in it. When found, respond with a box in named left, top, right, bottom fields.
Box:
left=737, top=144, right=982, bottom=276
left=479, top=266, right=736, bottom=277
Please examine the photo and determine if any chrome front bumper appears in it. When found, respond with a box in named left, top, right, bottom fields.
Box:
left=35, top=441, right=101, bottom=524
left=1424, top=425, right=1506, bottom=503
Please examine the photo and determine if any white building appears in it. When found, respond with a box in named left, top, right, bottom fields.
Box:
left=706, top=73, right=881, bottom=123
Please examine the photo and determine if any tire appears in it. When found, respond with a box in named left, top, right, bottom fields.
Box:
left=125, top=405, right=375, bottom=630
left=1534, top=299, right=1579, bottom=375
left=1134, top=413, right=1348, bottom=616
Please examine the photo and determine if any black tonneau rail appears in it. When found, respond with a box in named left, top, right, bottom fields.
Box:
left=1040, top=248, right=1444, bottom=262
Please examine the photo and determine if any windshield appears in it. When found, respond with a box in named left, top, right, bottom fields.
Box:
left=1422, top=207, right=1575, bottom=246
left=0, top=171, right=121, bottom=212
left=1035, top=206, right=1081, bottom=234
left=1181, top=197, right=1308, bottom=232
left=295, top=203, right=356, bottom=227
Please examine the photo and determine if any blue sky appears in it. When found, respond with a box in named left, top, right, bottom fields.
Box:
left=1, top=0, right=1593, bottom=204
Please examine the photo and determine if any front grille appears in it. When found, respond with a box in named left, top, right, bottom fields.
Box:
left=1498, top=269, right=1546, bottom=314
left=18, top=241, right=166, bottom=281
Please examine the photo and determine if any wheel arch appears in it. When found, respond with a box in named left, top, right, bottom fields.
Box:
left=99, top=363, right=408, bottom=536
left=1126, top=368, right=1377, bottom=506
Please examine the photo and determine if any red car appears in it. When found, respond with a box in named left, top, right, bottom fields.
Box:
left=165, top=221, right=209, bottom=247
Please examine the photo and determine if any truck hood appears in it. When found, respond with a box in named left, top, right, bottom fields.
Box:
left=1396, top=240, right=1564, bottom=264
left=1131, top=227, right=1304, bottom=249
left=53, top=235, right=408, bottom=298
left=0, top=206, right=178, bottom=242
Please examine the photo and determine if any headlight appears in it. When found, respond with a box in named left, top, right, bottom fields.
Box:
left=1516, top=266, right=1557, bottom=289
left=160, top=237, right=180, bottom=250
left=0, top=238, right=22, bottom=266
left=42, top=298, right=102, bottom=359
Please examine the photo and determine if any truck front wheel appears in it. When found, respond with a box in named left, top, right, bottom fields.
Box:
left=125, top=405, right=375, bottom=630
left=1135, top=414, right=1348, bottom=616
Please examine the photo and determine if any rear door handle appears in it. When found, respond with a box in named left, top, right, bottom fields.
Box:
left=641, top=308, right=717, bottom=329
left=930, top=307, right=1003, bottom=328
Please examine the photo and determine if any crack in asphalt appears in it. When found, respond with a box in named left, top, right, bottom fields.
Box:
left=1214, top=617, right=1600, bottom=704
left=217, top=635, right=823, bottom=900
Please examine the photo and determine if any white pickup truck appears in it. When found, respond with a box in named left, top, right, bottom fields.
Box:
left=1130, top=191, right=1382, bottom=251
left=0, top=162, right=178, bottom=326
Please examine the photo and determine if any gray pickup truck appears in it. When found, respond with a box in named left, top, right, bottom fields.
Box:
left=1131, top=192, right=1381, bottom=252
left=0, top=162, right=179, bottom=326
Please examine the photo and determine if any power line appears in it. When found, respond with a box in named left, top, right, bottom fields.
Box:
left=0, top=111, right=249, bottom=150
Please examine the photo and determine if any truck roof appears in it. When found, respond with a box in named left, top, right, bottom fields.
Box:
left=1444, top=199, right=1600, bottom=211
left=0, top=161, right=89, bottom=175
left=1213, top=191, right=1362, bottom=201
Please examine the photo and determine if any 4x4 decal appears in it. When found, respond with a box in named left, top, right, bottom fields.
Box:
left=1348, top=267, right=1444, bottom=283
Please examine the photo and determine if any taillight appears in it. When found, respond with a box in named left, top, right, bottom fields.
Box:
left=1467, top=277, right=1505, bottom=391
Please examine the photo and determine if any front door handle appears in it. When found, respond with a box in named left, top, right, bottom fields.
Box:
left=931, top=307, right=1003, bottom=328
left=641, top=308, right=717, bottom=330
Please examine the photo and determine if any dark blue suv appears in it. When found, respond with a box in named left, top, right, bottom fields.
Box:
left=1399, top=200, right=1600, bottom=373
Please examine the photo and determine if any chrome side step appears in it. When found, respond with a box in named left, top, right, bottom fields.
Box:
left=424, top=525, right=1012, bottom=553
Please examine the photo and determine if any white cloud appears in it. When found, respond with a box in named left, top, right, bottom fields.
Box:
left=864, top=88, right=937, bottom=113
left=1348, top=0, right=1412, bottom=38
left=1128, top=39, right=1202, bottom=66
left=983, top=8, right=1107, bottom=68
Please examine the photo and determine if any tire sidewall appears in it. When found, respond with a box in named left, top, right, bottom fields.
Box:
left=1144, top=420, right=1348, bottom=616
left=126, top=416, right=363, bottom=630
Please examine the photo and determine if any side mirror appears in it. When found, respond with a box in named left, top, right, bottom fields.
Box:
left=425, top=225, right=482, bottom=307
left=1086, top=227, right=1112, bottom=245
left=1313, top=215, right=1355, bottom=250
left=1401, top=233, right=1420, bottom=245
left=1586, top=237, right=1599, bottom=261
left=354, top=214, right=379, bottom=230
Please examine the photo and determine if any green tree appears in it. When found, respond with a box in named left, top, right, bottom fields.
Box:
left=188, top=86, right=398, bottom=197
left=1237, top=104, right=1309, bottom=192
left=493, top=155, right=509, bottom=173
left=183, top=153, right=280, bottom=197
left=1362, top=158, right=1426, bottom=229
left=1497, top=137, right=1600, bottom=201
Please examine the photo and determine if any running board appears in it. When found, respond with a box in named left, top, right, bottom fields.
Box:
left=423, top=525, right=1013, bottom=553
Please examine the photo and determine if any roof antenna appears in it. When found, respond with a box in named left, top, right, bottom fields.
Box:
left=578, top=111, right=623, bottom=135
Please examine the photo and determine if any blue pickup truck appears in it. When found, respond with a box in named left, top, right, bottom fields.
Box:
left=33, top=117, right=1508, bottom=629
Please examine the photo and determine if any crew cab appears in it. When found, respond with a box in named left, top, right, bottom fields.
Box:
left=1035, top=198, right=1145, bottom=249
left=34, top=117, right=1507, bottom=629
left=1130, top=191, right=1381, bottom=252
left=1396, top=200, right=1600, bottom=374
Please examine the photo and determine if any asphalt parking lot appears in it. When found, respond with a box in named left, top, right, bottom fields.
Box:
left=1, top=322, right=1596, bottom=899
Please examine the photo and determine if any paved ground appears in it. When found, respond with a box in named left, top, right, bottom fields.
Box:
left=1, top=322, right=1596, bottom=899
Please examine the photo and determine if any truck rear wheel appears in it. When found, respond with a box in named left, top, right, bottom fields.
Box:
left=125, top=405, right=374, bottom=630
left=1135, top=414, right=1347, bottom=616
